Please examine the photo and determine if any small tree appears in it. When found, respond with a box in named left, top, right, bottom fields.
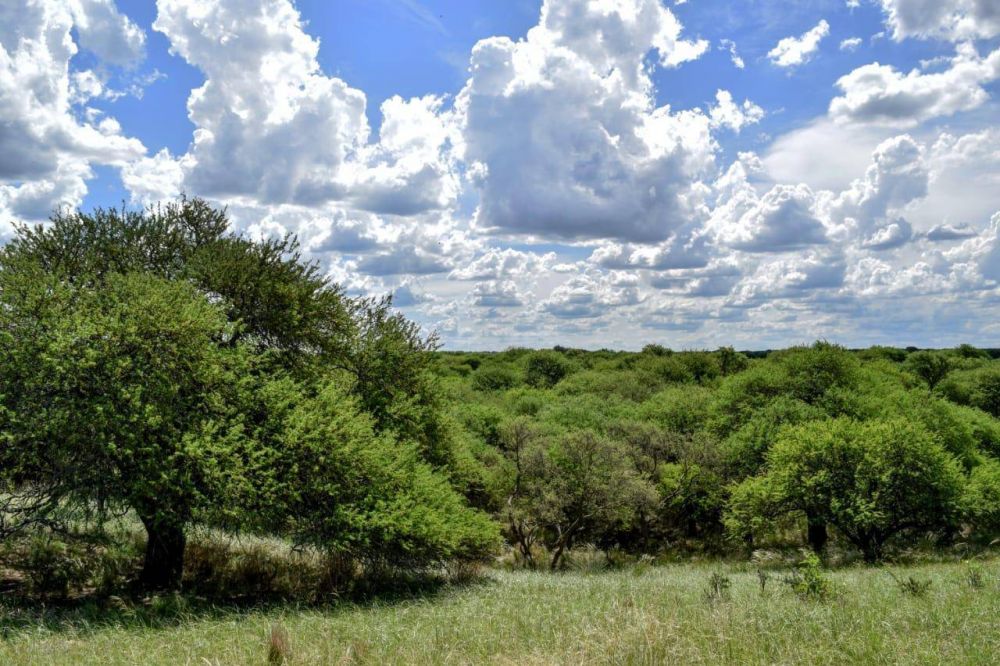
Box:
left=905, top=351, right=952, bottom=388
left=495, top=418, right=543, bottom=567
left=533, top=431, right=654, bottom=569
left=726, top=418, right=965, bottom=562
left=524, top=351, right=571, bottom=388
left=716, top=346, right=749, bottom=376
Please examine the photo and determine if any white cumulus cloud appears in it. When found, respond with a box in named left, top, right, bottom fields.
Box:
left=768, top=19, right=830, bottom=68
left=456, top=0, right=716, bottom=243
left=829, top=42, right=1000, bottom=126
left=878, top=0, right=1000, bottom=42
left=0, top=0, right=146, bottom=228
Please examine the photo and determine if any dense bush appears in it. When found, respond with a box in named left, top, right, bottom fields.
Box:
left=248, top=381, right=498, bottom=564
left=938, top=365, right=1000, bottom=418
left=524, top=351, right=573, bottom=388
left=442, top=342, right=1000, bottom=565
left=471, top=365, right=520, bottom=392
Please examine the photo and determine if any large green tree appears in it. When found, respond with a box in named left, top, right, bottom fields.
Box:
left=0, top=199, right=493, bottom=589
left=726, top=418, right=965, bottom=561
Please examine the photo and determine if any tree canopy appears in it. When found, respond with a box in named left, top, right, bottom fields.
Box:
left=0, top=199, right=496, bottom=589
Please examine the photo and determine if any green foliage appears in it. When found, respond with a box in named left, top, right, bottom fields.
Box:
left=785, top=553, right=831, bottom=600
left=524, top=351, right=573, bottom=388
left=955, top=343, right=990, bottom=360
left=471, top=365, right=520, bottom=392
left=0, top=199, right=496, bottom=589
left=641, top=343, right=673, bottom=356
left=703, top=571, right=731, bottom=602
left=556, top=368, right=661, bottom=402
left=709, top=361, right=791, bottom=435
left=449, top=340, right=1000, bottom=564
left=870, top=390, right=980, bottom=467
left=1, top=533, right=141, bottom=599
left=636, top=385, right=713, bottom=435
left=858, top=346, right=907, bottom=363
left=249, top=381, right=498, bottom=564
left=678, top=351, right=721, bottom=384
left=494, top=424, right=656, bottom=570
left=0, top=270, right=241, bottom=545
left=716, top=346, right=750, bottom=375
left=954, top=406, right=1000, bottom=459
left=938, top=364, right=1000, bottom=418
left=19, top=536, right=89, bottom=599
left=2, top=199, right=995, bottom=597
left=777, top=341, right=861, bottom=406
left=728, top=418, right=965, bottom=561
left=646, top=355, right=694, bottom=383
left=963, top=458, right=1000, bottom=536
left=905, top=351, right=953, bottom=388
left=721, top=396, right=823, bottom=477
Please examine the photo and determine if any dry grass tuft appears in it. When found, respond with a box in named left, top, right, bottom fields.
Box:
left=267, top=623, right=291, bottom=665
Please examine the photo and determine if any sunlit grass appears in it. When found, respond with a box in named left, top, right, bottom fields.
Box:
left=2, top=557, right=999, bottom=664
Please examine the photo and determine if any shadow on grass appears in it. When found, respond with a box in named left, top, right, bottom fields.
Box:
left=0, top=570, right=497, bottom=641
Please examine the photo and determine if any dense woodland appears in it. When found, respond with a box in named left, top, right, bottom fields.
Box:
left=435, top=342, right=1000, bottom=567
left=1, top=199, right=999, bottom=600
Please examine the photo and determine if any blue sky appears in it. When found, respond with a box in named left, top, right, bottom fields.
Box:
left=2, top=0, right=999, bottom=349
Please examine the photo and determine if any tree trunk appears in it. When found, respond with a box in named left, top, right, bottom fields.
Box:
left=806, top=516, right=828, bottom=555
left=550, top=541, right=568, bottom=571
left=861, top=539, right=883, bottom=564
left=139, top=517, right=186, bottom=590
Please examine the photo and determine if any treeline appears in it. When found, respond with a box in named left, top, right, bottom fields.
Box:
left=436, top=342, right=1000, bottom=567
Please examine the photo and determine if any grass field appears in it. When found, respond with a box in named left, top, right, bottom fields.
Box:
left=2, top=557, right=999, bottom=665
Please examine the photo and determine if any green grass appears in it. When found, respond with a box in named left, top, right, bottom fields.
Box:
left=2, top=558, right=999, bottom=664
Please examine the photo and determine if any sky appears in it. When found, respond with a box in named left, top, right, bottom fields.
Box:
left=1, top=0, right=999, bottom=350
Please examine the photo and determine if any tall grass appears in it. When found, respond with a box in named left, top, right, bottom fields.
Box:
left=1, top=557, right=998, bottom=664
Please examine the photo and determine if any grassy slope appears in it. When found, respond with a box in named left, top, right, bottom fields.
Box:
left=2, top=559, right=999, bottom=665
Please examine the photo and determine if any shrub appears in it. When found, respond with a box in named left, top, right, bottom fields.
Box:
left=860, top=346, right=907, bottom=363
left=956, top=406, right=1000, bottom=458
left=890, top=572, right=933, bottom=597
left=641, top=344, right=673, bottom=356
left=938, top=365, right=1000, bottom=418
left=704, top=572, right=732, bottom=602
left=525, top=351, right=572, bottom=388
left=785, top=553, right=830, bottom=600
left=716, top=346, right=750, bottom=375
left=20, top=536, right=89, bottom=599
left=637, top=385, right=714, bottom=435
left=471, top=365, right=519, bottom=392
left=679, top=352, right=721, bottom=383
left=459, top=403, right=506, bottom=449
left=778, top=342, right=860, bottom=405
left=645, top=355, right=694, bottom=384
left=249, top=381, right=500, bottom=566
left=905, top=351, right=953, bottom=388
